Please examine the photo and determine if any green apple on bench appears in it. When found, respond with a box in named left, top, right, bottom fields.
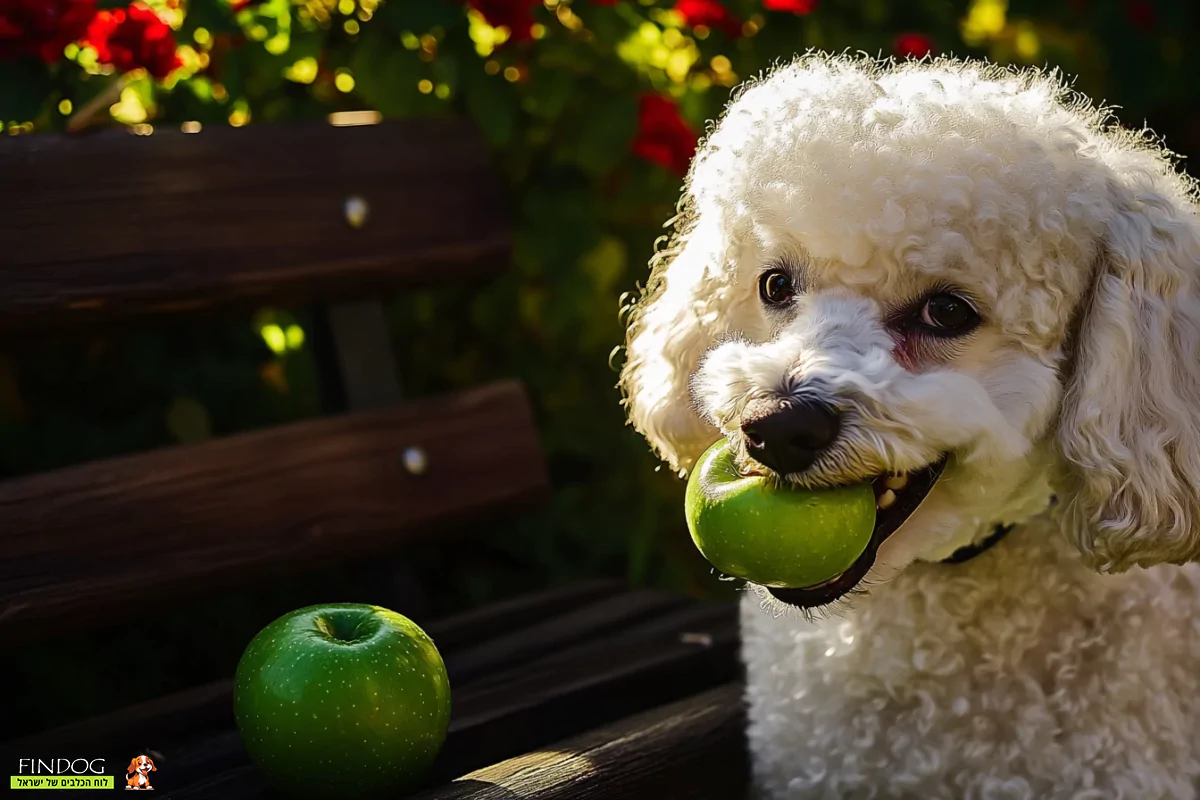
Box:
left=234, top=604, right=451, bottom=798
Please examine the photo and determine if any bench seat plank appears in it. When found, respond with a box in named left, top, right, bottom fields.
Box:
left=6, top=585, right=740, bottom=799
left=433, top=601, right=740, bottom=785
left=414, top=683, right=749, bottom=800
left=0, top=381, right=547, bottom=644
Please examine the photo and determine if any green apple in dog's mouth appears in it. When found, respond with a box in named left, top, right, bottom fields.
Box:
left=685, top=438, right=946, bottom=606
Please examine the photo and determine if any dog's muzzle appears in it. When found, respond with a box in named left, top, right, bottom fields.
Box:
left=740, top=396, right=842, bottom=477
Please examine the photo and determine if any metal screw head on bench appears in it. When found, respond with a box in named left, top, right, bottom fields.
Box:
left=402, top=446, right=428, bottom=476
left=343, top=195, right=370, bottom=229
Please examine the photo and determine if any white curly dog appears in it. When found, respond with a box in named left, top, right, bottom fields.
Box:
left=621, top=54, right=1200, bottom=798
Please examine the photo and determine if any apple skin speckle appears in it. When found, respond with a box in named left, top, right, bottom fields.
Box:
left=233, top=603, right=451, bottom=797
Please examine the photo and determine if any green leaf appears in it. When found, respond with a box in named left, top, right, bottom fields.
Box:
left=558, top=91, right=638, bottom=175
left=350, top=29, right=424, bottom=117
left=225, top=42, right=287, bottom=101
left=233, top=0, right=293, bottom=58
left=375, top=0, right=464, bottom=34
left=580, top=235, right=629, bottom=294
left=576, top=4, right=635, bottom=48
left=522, top=67, right=576, bottom=121
left=460, top=67, right=518, bottom=146
left=431, top=56, right=460, bottom=95
left=286, top=27, right=327, bottom=62
left=166, top=396, right=213, bottom=445
left=181, top=2, right=242, bottom=36
left=0, top=59, right=51, bottom=123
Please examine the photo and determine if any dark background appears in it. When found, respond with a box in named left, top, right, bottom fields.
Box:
left=4, top=0, right=1199, bottom=735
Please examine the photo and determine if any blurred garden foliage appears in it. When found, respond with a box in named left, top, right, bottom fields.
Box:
left=4, top=0, right=1200, bottom=722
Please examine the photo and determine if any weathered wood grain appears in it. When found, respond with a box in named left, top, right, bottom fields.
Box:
left=0, top=118, right=510, bottom=332
left=414, top=683, right=750, bottom=800
left=0, top=381, right=547, bottom=643
left=432, top=602, right=741, bottom=783
left=445, top=588, right=688, bottom=685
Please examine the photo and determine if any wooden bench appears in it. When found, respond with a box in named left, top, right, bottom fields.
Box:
left=0, top=118, right=748, bottom=797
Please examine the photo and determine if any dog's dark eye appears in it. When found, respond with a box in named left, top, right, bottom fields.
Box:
left=918, top=293, right=979, bottom=335
left=759, top=270, right=795, bottom=306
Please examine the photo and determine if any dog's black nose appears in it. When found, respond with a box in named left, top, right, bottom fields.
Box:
left=740, top=397, right=841, bottom=475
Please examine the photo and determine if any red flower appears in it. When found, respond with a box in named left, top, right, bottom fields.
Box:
left=762, top=0, right=818, bottom=13
left=0, top=0, right=96, bottom=64
left=467, top=0, right=539, bottom=42
left=894, top=32, right=933, bottom=58
left=632, top=94, right=697, bottom=177
left=1125, top=0, right=1155, bottom=29
left=85, top=2, right=179, bottom=79
left=675, top=0, right=741, bottom=38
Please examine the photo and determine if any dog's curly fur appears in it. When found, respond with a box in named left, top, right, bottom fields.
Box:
left=620, top=53, right=1200, bottom=797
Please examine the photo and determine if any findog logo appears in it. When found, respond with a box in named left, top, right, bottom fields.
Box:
left=10, top=757, right=113, bottom=790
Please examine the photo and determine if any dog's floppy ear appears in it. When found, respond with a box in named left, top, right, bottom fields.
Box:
left=1057, top=180, right=1200, bottom=572
left=147, top=758, right=156, bottom=772
left=620, top=213, right=737, bottom=473
left=126, top=758, right=139, bottom=775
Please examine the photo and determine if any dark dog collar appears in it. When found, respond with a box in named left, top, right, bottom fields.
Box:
left=940, top=524, right=1015, bottom=565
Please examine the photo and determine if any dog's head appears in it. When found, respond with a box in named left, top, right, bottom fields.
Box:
left=621, top=55, right=1200, bottom=608
left=127, top=755, right=156, bottom=775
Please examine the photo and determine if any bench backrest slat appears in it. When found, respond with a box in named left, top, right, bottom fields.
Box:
left=0, top=118, right=510, bottom=333
left=0, top=381, right=548, bottom=646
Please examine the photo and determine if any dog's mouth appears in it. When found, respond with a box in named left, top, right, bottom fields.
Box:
left=766, top=456, right=948, bottom=609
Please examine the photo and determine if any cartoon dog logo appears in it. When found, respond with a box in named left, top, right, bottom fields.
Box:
left=125, top=755, right=156, bottom=790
